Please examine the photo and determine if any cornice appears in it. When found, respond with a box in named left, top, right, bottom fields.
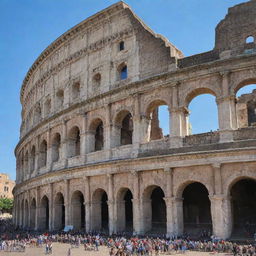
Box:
left=13, top=146, right=256, bottom=194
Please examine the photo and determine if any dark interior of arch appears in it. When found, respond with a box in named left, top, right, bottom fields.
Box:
left=124, top=189, right=133, bottom=231
left=79, top=193, right=85, bottom=229
left=231, top=179, right=256, bottom=237
left=121, top=113, right=133, bottom=145
left=101, top=192, right=109, bottom=231
left=58, top=194, right=65, bottom=229
left=42, top=197, right=49, bottom=230
left=151, top=187, right=166, bottom=232
left=95, top=121, right=104, bottom=151
left=182, top=182, right=212, bottom=237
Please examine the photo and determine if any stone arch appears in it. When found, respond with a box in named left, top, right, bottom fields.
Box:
left=233, top=78, right=256, bottom=95
left=38, top=140, right=47, bottom=168
left=228, top=177, right=256, bottom=238
left=67, top=126, right=80, bottom=157
left=53, top=192, right=65, bottom=230
left=117, top=62, right=128, bottom=80
left=52, top=133, right=61, bottom=163
left=116, top=187, right=133, bottom=232
left=115, top=110, right=133, bottom=146
left=91, top=188, right=109, bottom=232
left=142, top=185, right=166, bottom=233
left=184, top=88, right=218, bottom=134
left=39, top=195, right=49, bottom=230
left=145, top=99, right=170, bottom=141
left=71, top=190, right=85, bottom=230
left=184, top=87, right=217, bottom=107
left=89, top=118, right=104, bottom=151
left=180, top=182, right=212, bottom=238
left=30, top=198, right=36, bottom=230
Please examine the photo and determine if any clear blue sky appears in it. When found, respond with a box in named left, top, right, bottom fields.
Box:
left=0, top=0, right=252, bottom=180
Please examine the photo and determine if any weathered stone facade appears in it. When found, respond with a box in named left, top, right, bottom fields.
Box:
left=13, top=1, right=256, bottom=239
left=0, top=173, right=15, bottom=199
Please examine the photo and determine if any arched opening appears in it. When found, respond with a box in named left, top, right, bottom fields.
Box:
left=236, top=83, right=256, bottom=128
left=146, top=100, right=170, bottom=141
left=182, top=182, right=212, bottom=238
left=116, top=188, right=133, bottom=232
left=72, top=82, right=80, bottom=100
left=118, top=63, right=128, bottom=80
left=54, top=192, right=65, bottom=230
left=71, top=191, right=85, bottom=230
left=246, top=36, right=254, bottom=44
left=39, top=196, right=49, bottom=230
left=93, top=73, right=101, bottom=87
left=91, top=189, right=109, bottom=233
left=121, top=113, right=133, bottom=145
left=94, top=120, right=104, bottom=151
left=186, top=90, right=218, bottom=135
left=56, top=89, right=64, bottom=109
left=30, top=198, right=36, bottom=230
left=119, top=41, right=125, bottom=51
left=30, top=146, right=35, bottom=174
left=143, top=186, right=166, bottom=234
left=38, top=140, right=47, bottom=168
left=67, top=126, right=80, bottom=157
left=230, top=178, right=256, bottom=238
left=52, top=133, right=61, bottom=163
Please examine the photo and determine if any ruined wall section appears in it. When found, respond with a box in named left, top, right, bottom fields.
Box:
left=215, top=0, right=256, bottom=55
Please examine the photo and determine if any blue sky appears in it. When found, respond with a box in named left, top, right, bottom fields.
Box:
left=0, top=0, right=253, bottom=180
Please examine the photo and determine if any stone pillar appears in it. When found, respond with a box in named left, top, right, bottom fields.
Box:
left=85, top=131, right=95, bottom=153
left=107, top=174, right=115, bottom=234
left=46, top=129, right=52, bottom=171
left=64, top=179, right=70, bottom=226
left=132, top=94, right=141, bottom=149
left=35, top=187, right=40, bottom=230
left=140, top=115, right=151, bottom=143
left=164, top=167, right=176, bottom=237
left=80, top=114, right=87, bottom=162
left=104, top=104, right=112, bottom=159
left=131, top=171, right=142, bottom=234
left=84, top=176, right=91, bottom=232
left=172, top=197, right=184, bottom=236
left=61, top=120, right=68, bottom=166
left=210, top=195, right=232, bottom=239
left=217, top=96, right=237, bottom=131
left=49, top=183, right=53, bottom=230
left=217, top=71, right=237, bottom=142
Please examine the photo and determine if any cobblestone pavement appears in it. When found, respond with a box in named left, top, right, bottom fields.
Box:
left=0, top=244, right=232, bottom=256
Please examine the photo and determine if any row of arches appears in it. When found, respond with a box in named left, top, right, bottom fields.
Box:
left=18, top=83, right=256, bottom=181
left=17, top=178, right=256, bottom=238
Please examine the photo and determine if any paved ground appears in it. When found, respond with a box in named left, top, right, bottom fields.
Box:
left=0, top=244, right=232, bottom=256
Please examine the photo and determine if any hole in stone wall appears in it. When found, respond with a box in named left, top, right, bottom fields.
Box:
left=246, top=36, right=254, bottom=44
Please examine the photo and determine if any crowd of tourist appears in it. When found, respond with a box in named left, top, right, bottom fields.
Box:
left=0, top=218, right=256, bottom=255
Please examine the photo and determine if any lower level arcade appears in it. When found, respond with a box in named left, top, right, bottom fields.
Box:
left=13, top=164, right=256, bottom=239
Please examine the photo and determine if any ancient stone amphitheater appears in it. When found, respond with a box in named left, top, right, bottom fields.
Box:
left=13, top=0, right=256, bottom=239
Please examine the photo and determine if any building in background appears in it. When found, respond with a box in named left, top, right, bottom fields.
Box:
left=0, top=174, right=15, bottom=199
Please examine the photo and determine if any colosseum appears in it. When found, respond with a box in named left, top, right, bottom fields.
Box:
left=13, top=0, right=256, bottom=239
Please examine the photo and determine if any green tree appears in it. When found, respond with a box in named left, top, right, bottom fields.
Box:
left=0, top=198, right=13, bottom=212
